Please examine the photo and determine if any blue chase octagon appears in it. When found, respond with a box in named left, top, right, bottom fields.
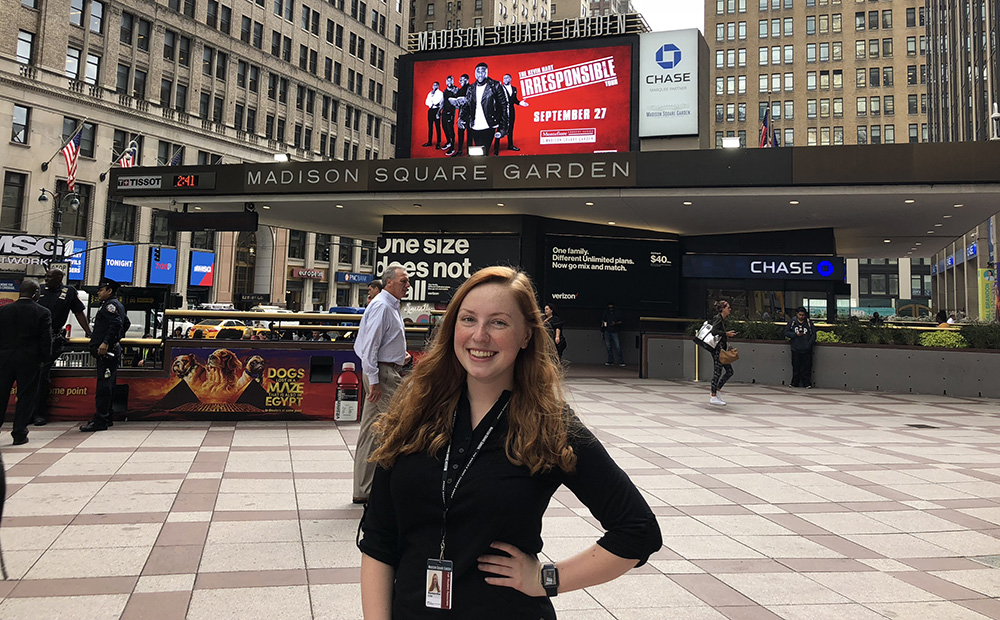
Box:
left=655, top=44, right=682, bottom=70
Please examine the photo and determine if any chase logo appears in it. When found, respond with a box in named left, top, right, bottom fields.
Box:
left=816, top=260, right=835, bottom=277
left=655, top=44, right=682, bottom=70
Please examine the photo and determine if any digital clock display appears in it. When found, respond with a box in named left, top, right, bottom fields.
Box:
left=170, top=172, right=217, bottom=190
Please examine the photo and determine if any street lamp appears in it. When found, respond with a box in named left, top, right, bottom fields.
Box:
left=37, top=187, right=80, bottom=269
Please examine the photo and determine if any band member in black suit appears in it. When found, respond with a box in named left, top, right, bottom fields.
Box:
left=449, top=74, right=470, bottom=157
left=453, top=62, right=509, bottom=156
left=422, top=81, right=444, bottom=148
left=441, top=75, right=459, bottom=155
left=0, top=279, right=52, bottom=445
left=500, top=74, right=529, bottom=154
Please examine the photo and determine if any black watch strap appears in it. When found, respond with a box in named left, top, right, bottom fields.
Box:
left=540, top=562, right=559, bottom=597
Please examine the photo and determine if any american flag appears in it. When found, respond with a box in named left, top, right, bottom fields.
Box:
left=119, top=141, right=137, bottom=168
left=62, top=131, right=83, bottom=191
left=758, top=108, right=773, bottom=148
left=168, top=147, right=183, bottom=166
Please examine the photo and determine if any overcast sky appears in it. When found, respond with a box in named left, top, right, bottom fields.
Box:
left=631, top=0, right=705, bottom=33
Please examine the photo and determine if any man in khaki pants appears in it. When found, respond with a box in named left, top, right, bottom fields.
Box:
left=352, top=265, right=410, bottom=504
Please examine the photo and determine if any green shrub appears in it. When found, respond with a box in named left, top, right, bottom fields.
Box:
left=733, top=320, right=786, bottom=341
left=919, top=330, right=969, bottom=348
left=959, top=322, right=1000, bottom=349
left=833, top=320, right=868, bottom=344
left=890, top=328, right=921, bottom=346
left=815, top=330, right=841, bottom=343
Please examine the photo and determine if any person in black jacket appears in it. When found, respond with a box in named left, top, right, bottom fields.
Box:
left=709, top=300, right=737, bottom=405
left=499, top=74, right=529, bottom=154
left=454, top=63, right=509, bottom=156
left=359, top=267, right=660, bottom=620
left=81, top=278, right=128, bottom=432
left=0, top=279, right=52, bottom=445
left=34, top=268, right=92, bottom=426
left=784, top=306, right=817, bottom=388
left=447, top=74, right=470, bottom=157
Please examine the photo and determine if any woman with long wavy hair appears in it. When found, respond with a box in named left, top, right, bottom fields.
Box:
left=358, top=266, right=661, bottom=620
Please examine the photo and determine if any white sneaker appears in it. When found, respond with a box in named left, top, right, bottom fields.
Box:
left=710, top=396, right=726, bottom=405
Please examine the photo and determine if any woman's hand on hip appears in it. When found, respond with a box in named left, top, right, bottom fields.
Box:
left=478, top=541, right=545, bottom=597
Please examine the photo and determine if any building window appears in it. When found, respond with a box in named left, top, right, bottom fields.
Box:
left=339, top=237, right=354, bottom=264
left=315, top=233, right=330, bottom=261
left=1, top=172, right=27, bottom=231
left=288, top=229, right=306, bottom=259
left=857, top=125, right=867, bottom=145
left=16, top=30, right=34, bottom=64
left=105, top=200, right=136, bottom=242
left=89, top=0, right=104, bottom=33
left=55, top=180, right=91, bottom=238
left=11, top=105, right=30, bottom=144
left=191, top=231, right=214, bottom=250
left=63, top=117, right=96, bottom=158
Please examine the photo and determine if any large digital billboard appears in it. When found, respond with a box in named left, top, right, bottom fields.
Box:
left=104, top=244, right=136, bottom=283
left=406, top=43, right=633, bottom=158
left=190, top=251, right=215, bottom=287
left=149, top=247, right=178, bottom=285
left=66, top=239, right=87, bottom=280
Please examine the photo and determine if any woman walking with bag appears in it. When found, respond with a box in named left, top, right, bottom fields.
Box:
left=709, top=300, right=737, bottom=405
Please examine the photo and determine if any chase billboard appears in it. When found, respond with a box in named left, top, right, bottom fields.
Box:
left=639, top=29, right=700, bottom=137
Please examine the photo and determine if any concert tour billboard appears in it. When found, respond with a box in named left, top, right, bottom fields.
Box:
left=401, top=40, right=635, bottom=159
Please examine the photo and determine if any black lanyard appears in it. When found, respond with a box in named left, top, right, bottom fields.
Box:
left=438, top=398, right=509, bottom=560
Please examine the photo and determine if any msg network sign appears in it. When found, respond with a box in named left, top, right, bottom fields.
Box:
left=0, top=235, right=66, bottom=257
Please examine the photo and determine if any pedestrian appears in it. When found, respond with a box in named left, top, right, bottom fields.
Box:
left=709, top=300, right=737, bottom=405
left=358, top=266, right=661, bottom=619
left=34, top=267, right=91, bottom=426
left=0, top=279, right=52, bottom=445
left=352, top=264, right=411, bottom=504
left=600, top=302, right=625, bottom=366
left=366, top=279, right=383, bottom=305
left=80, top=278, right=129, bottom=432
left=543, top=303, right=566, bottom=359
left=784, top=306, right=816, bottom=388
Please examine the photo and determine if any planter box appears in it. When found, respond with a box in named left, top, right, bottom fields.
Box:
left=642, top=336, right=1000, bottom=399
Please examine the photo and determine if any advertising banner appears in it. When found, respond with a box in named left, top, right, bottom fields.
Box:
left=544, top=234, right=680, bottom=311
left=67, top=239, right=87, bottom=280
left=980, top=269, right=998, bottom=323
left=104, top=244, right=136, bottom=283
left=190, top=251, right=215, bottom=286
left=376, top=234, right=521, bottom=302
left=149, top=247, right=178, bottom=285
left=15, top=346, right=366, bottom=421
left=408, top=44, right=632, bottom=158
left=639, top=29, right=700, bottom=137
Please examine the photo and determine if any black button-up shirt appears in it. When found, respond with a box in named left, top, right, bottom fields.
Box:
left=359, top=391, right=662, bottom=619
left=90, top=296, right=126, bottom=349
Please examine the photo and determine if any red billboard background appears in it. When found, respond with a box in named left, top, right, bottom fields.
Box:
left=409, top=44, right=632, bottom=158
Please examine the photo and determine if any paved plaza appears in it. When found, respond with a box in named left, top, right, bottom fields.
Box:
left=1, top=370, right=999, bottom=620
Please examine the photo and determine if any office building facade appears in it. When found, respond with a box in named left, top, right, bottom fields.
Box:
left=408, top=0, right=550, bottom=32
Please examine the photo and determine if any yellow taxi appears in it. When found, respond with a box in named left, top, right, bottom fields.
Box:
left=187, top=319, right=250, bottom=339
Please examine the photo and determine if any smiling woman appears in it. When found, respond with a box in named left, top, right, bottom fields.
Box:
left=357, top=266, right=661, bottom=620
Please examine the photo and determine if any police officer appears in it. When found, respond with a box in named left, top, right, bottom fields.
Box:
left=34, top=268, right=92, bottom=426
left=81, top=278, right=128, bottom=432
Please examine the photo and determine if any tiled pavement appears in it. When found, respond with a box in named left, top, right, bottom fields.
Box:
left=2, top=369, right=1000, bottom=620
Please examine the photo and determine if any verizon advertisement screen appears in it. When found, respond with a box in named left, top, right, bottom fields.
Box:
left=408, top=44, right=632, bottom=158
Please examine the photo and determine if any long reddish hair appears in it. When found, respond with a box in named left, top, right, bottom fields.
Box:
left=371, top=266, right=576, bottom=475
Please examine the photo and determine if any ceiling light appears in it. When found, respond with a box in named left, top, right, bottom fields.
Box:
left=954, top=204, right=964, bottom=208
left=585, top=202, right=594, bottom=206
left=496, top=202, right=504, bottom=207
left=608, top=221, right=616, bottom=225
left=915, top=242, right=922, bottom=246
left=904, top=199, right=915, bottom=204
left=883, top=239, right=891, bottom=243
left=927, top=231, right=935, bottom=234
left=789, top=200, right=799, bottom=205
left=907, top=251, right=913, bottom=254
left=335, top=204, right=344, bottom=209
left=943, top=214, right=952, bottom=218
left=934, top=223, right=943, bottom=227
left=262, top=205, right=270, bottom=209
left=682, top=201, right=692, bottom=206
left=412, top=203, right=421, bottom=208
left=194, top=206, right=202, bottom=210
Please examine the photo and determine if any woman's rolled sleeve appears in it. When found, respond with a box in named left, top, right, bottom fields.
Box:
left=561, top=422, right=662, bottom=566
left=357, top=465, right=400, bottom=567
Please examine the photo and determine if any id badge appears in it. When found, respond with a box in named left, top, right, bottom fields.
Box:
left=425, top=558, right=453, bottom=609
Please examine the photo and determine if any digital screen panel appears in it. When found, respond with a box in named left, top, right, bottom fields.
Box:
left=189, top=251, right=215, bottom=287
left=149, top=247, right=178, bottom=285
left=103, top=244, right=136, bottom=283
left=408, top=44, right=632, bottom=158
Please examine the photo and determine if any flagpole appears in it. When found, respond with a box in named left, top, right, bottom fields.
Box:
left=99, top=138, right=142, bottom=182
left=40, top=118, right=88, bottom=171
left=164, top=144, right=184, bottom=166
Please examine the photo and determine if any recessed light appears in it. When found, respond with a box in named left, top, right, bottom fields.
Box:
left=262, top=205, right=270, bottom=209
left=194, top=206, right=202, bottom=210
left=682, top=201, right=693, bottom=206
left=934, top=223, right=943, bottom=227
left=789, top=200, right=799, bottom=205
left=954, top=204, right=964, bottom=208
left=904, top=199, right=915, bottom=204
left=907, top=251, right=913, bottom=254
left=496, top=202, right=504, bottom=207
left=927, top=231, right=935, bottom=234
left=335, top=204, right=344, bottom=209
left=883, top=239, right=891, bottom=243
left=608, top=221, right=616, bottom=225
left=915, top=242, right=922, bottom=246
left=585, top=202, right=594, bottom=206
left=943, top=214, right=952, bottom=218
left=412, top=203, right=421, bottom=208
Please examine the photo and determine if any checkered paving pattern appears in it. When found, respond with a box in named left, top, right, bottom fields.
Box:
left=2, top=372, right=999, bottom=620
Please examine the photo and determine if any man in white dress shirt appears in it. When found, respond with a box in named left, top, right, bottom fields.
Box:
left=352, top=265, right=410, bottom=503
left=422, top=82, right=444, bottom=149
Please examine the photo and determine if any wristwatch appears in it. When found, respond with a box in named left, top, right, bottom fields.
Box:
left=540, top=563, right=559, bottom=597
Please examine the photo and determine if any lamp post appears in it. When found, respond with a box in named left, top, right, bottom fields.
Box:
left=37, top=187, right=80, bottom=270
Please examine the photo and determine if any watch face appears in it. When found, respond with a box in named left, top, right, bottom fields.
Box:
left=542, top=568, right=558, bottom=586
